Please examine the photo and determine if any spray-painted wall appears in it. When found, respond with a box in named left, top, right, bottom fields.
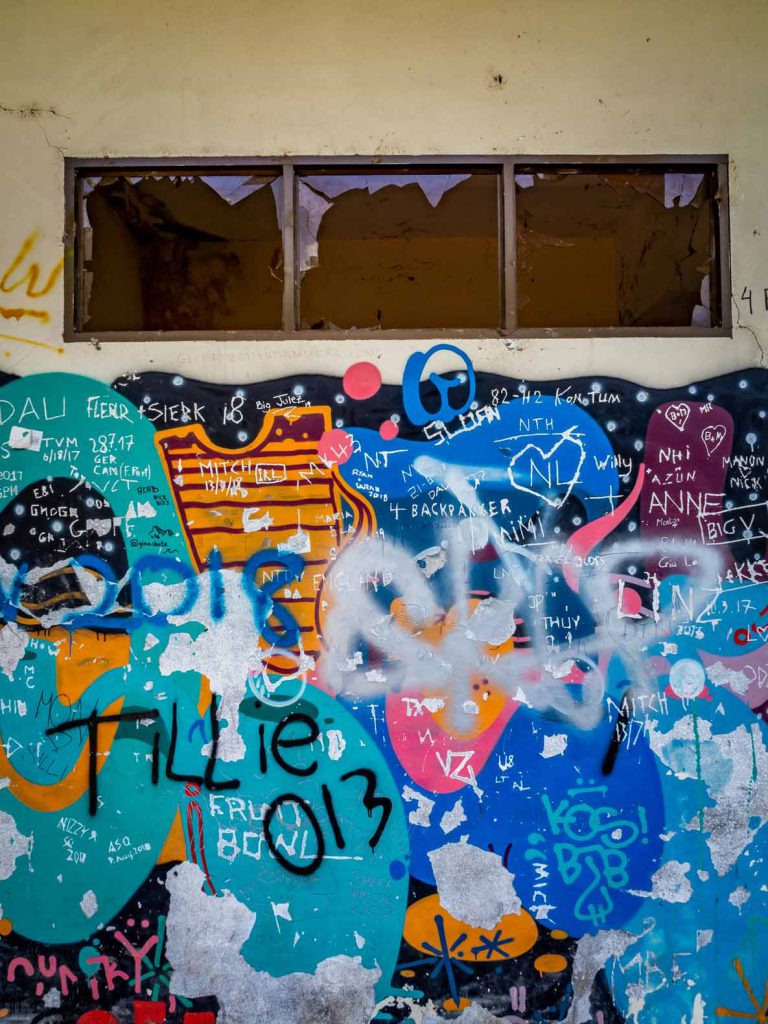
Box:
left=0, top=356, right=767, bottom=1024
left=1, top=2, right=768, bottom=1022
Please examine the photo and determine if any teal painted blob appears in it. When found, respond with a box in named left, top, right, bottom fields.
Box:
left=615, top=688, right=768, bottom=1021
left=195, top=689, right=409, bottom=1001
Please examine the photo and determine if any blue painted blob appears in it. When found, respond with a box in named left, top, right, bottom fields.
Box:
left=389, top=859, right=407, bottom=880
left=342, top=696, right=664, bottom=938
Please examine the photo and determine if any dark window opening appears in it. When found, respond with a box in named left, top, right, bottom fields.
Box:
left=297, top=170, right=501, bottom=330
left=516, top=166, right=720, bottom=329
left=66, top=156, right=730, bottom=339
left=80, top=171, right=283, bottom=331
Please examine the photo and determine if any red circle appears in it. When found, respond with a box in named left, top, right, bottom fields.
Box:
left=318, top=428, right=354, bottom=465
left=620, top=588, right=643, bottom=616
left=379, top=419, right=399, bottom=441
left=343, top=362, right=382, bottom=401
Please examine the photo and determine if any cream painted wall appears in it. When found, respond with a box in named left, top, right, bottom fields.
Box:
left=0, top=0, right=766, bottom=386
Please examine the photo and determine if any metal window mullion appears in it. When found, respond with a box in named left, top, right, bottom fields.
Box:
left=716, top=159, right=732, bottom=331
left=281, top=163, right=296, bottom=331
left=502, top=159, right=517, bottom=331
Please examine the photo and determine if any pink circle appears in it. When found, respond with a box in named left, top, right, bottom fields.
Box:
left=379, top=419, right=399, bottom=441
left=620, top=587, right=643, bottom=616
left=343, top=362, right=382, bottom=401
left=318, top=428, right=354, bottom=466
left=126, top=918, right=135, bottom=927
left=141, top=919, right=150, bottom=929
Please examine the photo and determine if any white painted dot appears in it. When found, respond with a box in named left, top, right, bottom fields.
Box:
left=669, top=658, right=706, bottom=699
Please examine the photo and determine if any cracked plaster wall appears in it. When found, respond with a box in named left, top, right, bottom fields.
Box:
left=0, top=0, right=766, bottom=383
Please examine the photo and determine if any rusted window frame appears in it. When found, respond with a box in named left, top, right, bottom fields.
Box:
left=63, top=154, right=731, bottom=342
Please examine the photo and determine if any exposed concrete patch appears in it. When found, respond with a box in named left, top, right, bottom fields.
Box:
left=428, top=842, right=521, bottom=929
left=158, top=569, right=293, bottom=762
left=696, top=928, right=713, bottom=951
left=439, top=798, right=467, bottom=834
left=630, top=859, right=692, bottom=903
left=165, top=862, right=380, bottom=1024
left=0, top=622, right=27, bottom=679
left=541, top=733, right=568, bottom=759
left=559, top=927, right=643, bottom=1024
left=0, top=808, right=32, bottom=879
left=728, top=884, right=750, bottom=910
left=706, top=661, right=751, bottom=695
left=402, top=786, right=435, bottom=828
left=648, top=716, right=768, bottom=874
left=79, top=889, right=98, bottom=919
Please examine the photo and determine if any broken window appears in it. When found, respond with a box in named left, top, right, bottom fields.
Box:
left=515, top=166, right=720, bottom=329
left=79, top=171, right=283, bottom=331
left=296, top=170, right=501, bottom=329
left=67, top=158, right=729, bottom=337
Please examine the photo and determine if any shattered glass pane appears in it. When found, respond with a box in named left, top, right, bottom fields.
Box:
left=516, top=166, right=720, bottom=329
left=297, top=170, right=501, bottom=330
left=80, top=171, right=283, bottom=331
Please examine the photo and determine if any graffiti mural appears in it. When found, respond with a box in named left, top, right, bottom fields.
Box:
left=0, top=352, right=766, bottom=1023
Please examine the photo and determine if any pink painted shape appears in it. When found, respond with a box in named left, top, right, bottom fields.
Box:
left=317, top=428, right=354, bottom=466
left=564, top=465, right=646, bottom=593
left=385, top=692, right=518, bottom=793
left=343, top=361, right=382, bottom=401
left=379, top=418, right=399, bottom=441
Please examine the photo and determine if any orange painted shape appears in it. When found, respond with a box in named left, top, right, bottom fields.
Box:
left=0, top=233, right=63, bottom=298
left=0, top=628, right=130, bottom=810
left=157, top=809, right=187, bottom=865
left=403, top=894, right=537, bottom=961
left=443, top=998, right=471, bottom=1011
left=389, top=597, right=513, bottom=740
left=154, top=411, right=375, bottom=668
left=534, top=953, right=568, bottom=974
left=0, top=307, right=49, bottom=323
left=0, top=918, right=12, bottom=936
